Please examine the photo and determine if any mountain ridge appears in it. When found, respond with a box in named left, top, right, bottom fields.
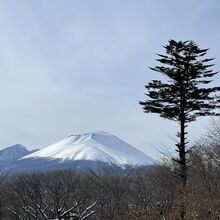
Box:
left=0, top=131, right=156, bottom=173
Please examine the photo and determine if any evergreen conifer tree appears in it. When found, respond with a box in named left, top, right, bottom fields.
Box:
left=140, top=40, right=220, bottom=219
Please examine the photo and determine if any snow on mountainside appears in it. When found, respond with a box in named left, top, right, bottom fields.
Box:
left=0, top=144, right=30, bottom=161
left=22, top=131, right=155, bottom=166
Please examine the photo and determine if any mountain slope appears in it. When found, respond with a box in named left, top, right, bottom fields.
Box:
left=22, top=131, right=155, bottom=166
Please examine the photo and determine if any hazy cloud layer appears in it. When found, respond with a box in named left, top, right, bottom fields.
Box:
left=0, top=0, right=220, bottom=157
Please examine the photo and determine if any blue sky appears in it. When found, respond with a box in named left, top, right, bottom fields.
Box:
left=0, top=0, right=220, bottom=157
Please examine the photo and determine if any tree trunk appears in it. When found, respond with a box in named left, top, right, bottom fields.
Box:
left=178, top=81, right=188, bottom=219
left=179, top=119, right=187, bottom=187
left=179, top=115, right=187, bottom=220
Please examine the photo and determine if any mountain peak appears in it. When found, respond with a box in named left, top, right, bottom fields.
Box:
left=68, top=131, right=112, bottom=138
left=7, top=144, right=27, bottom=150
left=22, top=131, right=155, bottom=166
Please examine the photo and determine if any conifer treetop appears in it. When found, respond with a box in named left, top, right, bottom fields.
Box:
left=140, top=40, right=220, bottom=123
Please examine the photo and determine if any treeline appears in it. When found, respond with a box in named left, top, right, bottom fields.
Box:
left=0, top=166, right=176, bottom=220
left=0, top=126, right=219, bottom=220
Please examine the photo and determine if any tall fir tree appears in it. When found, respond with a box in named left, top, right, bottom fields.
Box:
left=140, top=40, right=220, bottom=219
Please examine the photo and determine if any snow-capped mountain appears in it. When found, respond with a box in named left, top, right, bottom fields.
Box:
left=0, top=132, right=156, bottom=174
left=22, top=131, right=155, bottom=166
left=0, top=144, right=30, bottom=161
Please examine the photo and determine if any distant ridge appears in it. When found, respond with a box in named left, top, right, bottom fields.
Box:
left=0, top=144, right=29, bottom=161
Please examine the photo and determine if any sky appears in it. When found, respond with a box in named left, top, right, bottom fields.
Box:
left=0, top=0, right=220, bottom=158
